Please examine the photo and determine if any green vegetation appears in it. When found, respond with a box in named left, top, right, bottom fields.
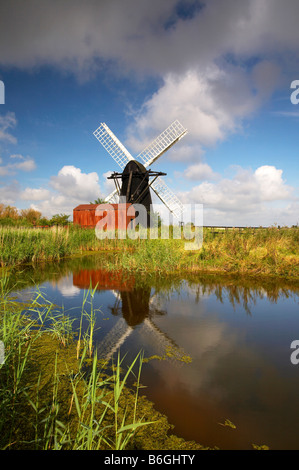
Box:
left=0, top=225, right=298, bottom=279
left=0, top=275, right=205, bottom=450
left=0, top=203, right=70, bottom=227
left=90, top=197, right=106, bottom=204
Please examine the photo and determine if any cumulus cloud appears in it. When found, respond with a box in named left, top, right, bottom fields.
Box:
left=254, top=165, right=292, bottom=201
left=30, top=195, right=73, bottom=218
left=125, top=63, right=276, bottom=158
left=26, top=165, right=102, bottom=217
left=183, top=162, right=219, bottom=181
left=1, top=164, right=105, bottom=218
left=20, top=187, right=51, bottom=201
left=50, top=165, right=101, bottom=201
left=179, top=165, right=299, bottom=226
left=180, top=166, right=295, bottom=220
left=17, top=163, right=296, bottom=224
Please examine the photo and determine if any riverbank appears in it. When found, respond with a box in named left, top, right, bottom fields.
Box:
left=0, top=225, right=298, bottom=279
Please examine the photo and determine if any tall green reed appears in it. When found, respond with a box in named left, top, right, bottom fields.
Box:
left=0, top=275, right=153, bottom=450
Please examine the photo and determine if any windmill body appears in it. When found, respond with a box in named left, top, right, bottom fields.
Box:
left=120, top=160, right=152, bottom=210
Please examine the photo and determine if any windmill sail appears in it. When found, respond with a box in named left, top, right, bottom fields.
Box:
left=104, top=187, right=119, bottom=203
left=137, top=120, right=187, bottom=168
left=150, top=176, right=184, bottom=220
left=93, top=123, right=134, bottom=170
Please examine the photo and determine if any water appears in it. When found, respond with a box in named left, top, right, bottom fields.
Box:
left=10, top=254, right=299, bottom=449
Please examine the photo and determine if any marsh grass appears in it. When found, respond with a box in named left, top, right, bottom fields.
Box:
left=1, top=225, right=298, bottom=278
left=100, top=226, right=299, bottom=278
left=195, top=226, right=299, bottom=278
left=0, top=225, right=99, bottom=265
left=0, top=276, right=154, bottom=450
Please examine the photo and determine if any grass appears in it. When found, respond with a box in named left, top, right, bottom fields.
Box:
left=0, top=225, right=99, bottom=265
left=0, top=224, right=298, bottom=279
left=0, top=275, right=205, bottom=450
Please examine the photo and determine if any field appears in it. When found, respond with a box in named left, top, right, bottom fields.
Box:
left=0, top=225, right=298, bottom=279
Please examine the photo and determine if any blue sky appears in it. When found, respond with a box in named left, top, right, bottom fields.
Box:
left=0, top=0, right=298, bottom=226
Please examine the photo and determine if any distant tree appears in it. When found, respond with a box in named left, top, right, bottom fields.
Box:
left=20, top=208, right=41, bottom=225
left=38, top=217, right=50, bottom=226
left=1, top=205, right=19, bottom=220
left=50, top=213, right=70, bottom=226
left=90, top=197, right=105, bottom=204
left=0, top=217, right=19, bottom=226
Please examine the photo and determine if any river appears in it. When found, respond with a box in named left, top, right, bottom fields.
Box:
left=10, top=254, right=299, bottom=450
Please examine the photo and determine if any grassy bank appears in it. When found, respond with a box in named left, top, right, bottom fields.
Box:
left=0, top=225, right=298, bottom=279
left=0, top=276, right=205, bottom=450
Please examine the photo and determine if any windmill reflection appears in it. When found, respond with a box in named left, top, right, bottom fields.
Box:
left=73, top=268, right=187, bottom=362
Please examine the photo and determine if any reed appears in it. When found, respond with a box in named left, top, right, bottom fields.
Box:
left=0, top=277, right=154, bottom=450
left=1, top=225, right=298, bottom=278
left=65, top=349, right=152, bottom=450
left=0, top=225, right=98, bottom=265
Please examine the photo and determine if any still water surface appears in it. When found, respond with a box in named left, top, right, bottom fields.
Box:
left=12, top=255, right=299, bottom=450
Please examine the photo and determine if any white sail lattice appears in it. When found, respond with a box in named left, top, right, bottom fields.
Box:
left=137, top=120, right=187, bottom=168
left=93, top=123, right=133, bottom=170
left=151, top=177, right=184, bottom=220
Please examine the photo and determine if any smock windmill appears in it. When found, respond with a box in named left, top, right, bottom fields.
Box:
left=93, top=120, right=187, bottom=222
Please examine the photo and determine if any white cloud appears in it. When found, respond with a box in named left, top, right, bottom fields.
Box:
left=20, top=187, right=51, bottom=201
left=30, top=195, right=72, bottom=218
left=179, top=164, right=296, bottom=226
left=183, top=162, right=219, bottom=181
left=9, top=154, right=24, bottom=159
left=181, top=165, right=293, bottom=207
left=0, top=155, right=36, bottom=175
left=1, top=162, right=297, bottom=226
left=254, top=165, right=291, bottom=201
left=0, top=180, right=21, bottom=205
left=13, top=158, right=36, bottom=172
left=0, top=165, right=103, bottom=218
left=50, top=165, right=101, bottom=201
left=126, top=66, right=265, bottom=158
left=26, top=165, right=102, bottom=217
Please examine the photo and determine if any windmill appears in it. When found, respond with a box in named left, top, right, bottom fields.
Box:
left=93, top=120, right=187, bottom=223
